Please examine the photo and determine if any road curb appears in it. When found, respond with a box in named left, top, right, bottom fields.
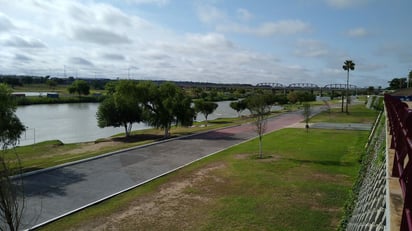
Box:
left=16, top=123, right=244, bottom=179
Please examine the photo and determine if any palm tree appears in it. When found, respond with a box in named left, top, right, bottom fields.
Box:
left=342, top=60, right=355, bottom=113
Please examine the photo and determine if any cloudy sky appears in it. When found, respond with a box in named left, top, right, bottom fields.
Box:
left=0, top=0, right=411, bottom=87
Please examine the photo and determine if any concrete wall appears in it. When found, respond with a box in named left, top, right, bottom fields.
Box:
left=346, top=111, right=387, bottom=231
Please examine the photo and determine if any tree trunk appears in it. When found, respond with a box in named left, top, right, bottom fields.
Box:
left=346, top=70, right=349, bottom=114
left=205, top=115, right=208, bottom=127
left=259, top=135, right=263, bottom=159
left=164, top=126, right=170, bottom=138
left=127, top=123, right=133, bottom=137
left=341, top=94, right=344, bottom=112
left=124, top=124, right=129, bottom=137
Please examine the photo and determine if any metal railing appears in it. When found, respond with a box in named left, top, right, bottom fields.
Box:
left=384, top=94, right=412, bottom=231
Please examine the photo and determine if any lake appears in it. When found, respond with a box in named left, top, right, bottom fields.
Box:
left=16, top=101, right=256, bottom=146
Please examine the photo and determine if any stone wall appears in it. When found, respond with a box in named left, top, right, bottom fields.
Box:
left=345, top=110, right=387, bottom=231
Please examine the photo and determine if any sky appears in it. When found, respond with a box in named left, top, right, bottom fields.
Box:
left=0, top=0, right=411, bottom=88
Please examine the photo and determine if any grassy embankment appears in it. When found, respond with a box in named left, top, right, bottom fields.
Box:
left=38, top=103, right=378, bottom=230
left=11, top=84, right=105, bottom=105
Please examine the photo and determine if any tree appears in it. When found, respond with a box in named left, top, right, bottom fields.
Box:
left=194, top=99, right=218, bottom=126
left=0, top=84, right=25, bottom=150
left=342, top=60, right=355, bottom=114
left=97, top=80, right=145, bottom=137
left=302, top=103, right=311, bottom=132
left=104, top=81, right=117, bottom=95
left=230, top=100, right=247, bottom=117
left=246, top=94, right=271, bottom=159
left=287, top=91, right=298, bottom=104
left=144, top=82, right=195, bottom=138
left=46, top=79, right=57, bottom=89
left=0, top=83, right=26, bottom=231
left=68, top=80, right=90, bottom=97
left=388, top=77, right=407, bottom=90
left=367, top=86, right=375, bottom=95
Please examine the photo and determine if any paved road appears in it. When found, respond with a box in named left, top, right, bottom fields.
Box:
left=19, top=110, right=306, bottom=229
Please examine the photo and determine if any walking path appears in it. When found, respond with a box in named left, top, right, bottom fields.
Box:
left=21, top=110, right=307, bottom=229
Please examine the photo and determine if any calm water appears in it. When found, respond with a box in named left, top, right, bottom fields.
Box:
left=16, top=101, right=257, bottom=146
left=16, top=103, right=150, bottom=146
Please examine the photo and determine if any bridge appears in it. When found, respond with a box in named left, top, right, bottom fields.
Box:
left=256, top=82, right=360, bottom=91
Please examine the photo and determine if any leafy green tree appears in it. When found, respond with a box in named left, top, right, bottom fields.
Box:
left=46, top=79, right=57, bottom=89
left=296, top=92, right=315, bottom=102
left=0, top=84, right=25, bottom=149
left=230, top=100, right=247, bottom=117
left=0, top=83, right=26, bottom=231
left=97, top=80, right=144, bottom=137
left=144, top=82, right=194, bottom=138
left=388, top=78, right=407, bottom=90
left=104, top=81, right=117, bottom=95
left=194, top=99, right=218, bottom=126
left=68, top=80, right=90, bottom=97
left=409, top=71, right=412, bottom=88
left=192, top=87, right=204, bottom=99
left=273, top=94, right=288, bottom=105
left=287, top=91, right=298, bottom=104
left=367, top=86, right=375, bottom=95
left=246, top=94, right=271, bottom=159
left=343, top=60, right=355, bottom=113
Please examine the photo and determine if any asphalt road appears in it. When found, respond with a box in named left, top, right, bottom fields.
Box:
left=19, top=110, right=305, bottom=229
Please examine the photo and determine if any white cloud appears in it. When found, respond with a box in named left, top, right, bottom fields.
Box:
left=185, top=33, right=233, bottom=49
left=0, top=13, right=15, bottom=32
left=197, top=4, right=310, bottom=37
left=346, top=27, right=369, bottom=38
left=2, top=35, right=46, bottom=48
left=72, top=27, right=132, bottom=45
left=14, top=54, right=33, bottom=63
left=69, top=57, right=94, bottom=66
left=102, top=53, right=126, bottom=61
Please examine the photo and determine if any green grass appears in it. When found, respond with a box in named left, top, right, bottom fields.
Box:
left=311, top=103, right=379, bottom=123
left=40, top=128, right=368, bottom=231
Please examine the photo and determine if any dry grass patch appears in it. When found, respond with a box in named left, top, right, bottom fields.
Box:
left=73, top=163, right=227, bottom=231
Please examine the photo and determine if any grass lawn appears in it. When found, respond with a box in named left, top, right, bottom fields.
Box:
left=311, top=103, right=379, bottom=123
left=40, top=127, right=368, bottom=231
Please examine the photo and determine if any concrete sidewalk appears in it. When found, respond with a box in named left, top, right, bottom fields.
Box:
left=20, top=111, right=305, bottom=229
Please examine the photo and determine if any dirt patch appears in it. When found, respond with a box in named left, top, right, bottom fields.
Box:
left=256, top=155, right=281, bottom=162
left=233, top=153, right=281, bottom=162
left=80, top=162, right=227, bottom=231
left=233, top=153, right=250, bottom=159
left=64, top=141, right=123, bottom=155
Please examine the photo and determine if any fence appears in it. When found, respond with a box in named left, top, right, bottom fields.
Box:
left=384, top=94, right=412, bottom=231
